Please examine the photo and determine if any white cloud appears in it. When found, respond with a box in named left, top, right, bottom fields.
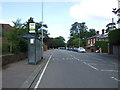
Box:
left=0, top=19, right=14, bottom=26
left=1, top=0, right=81, bottom=2
left=48, top=23, right=70, bottom=42
left=9, top=18, right=17, bottom=22
left=70, top=0, right=118, bottom=32
left=70, top=0, right=118, bottom=20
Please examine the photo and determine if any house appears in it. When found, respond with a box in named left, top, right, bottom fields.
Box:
left=86, top=29, right=108, bottom=52
left=0, top=24, right=12, bottom=44
left=0, top=24, right=12, bottom=33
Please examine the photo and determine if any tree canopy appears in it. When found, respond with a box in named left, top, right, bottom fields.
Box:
left=67, top=22, right=96, bottom=47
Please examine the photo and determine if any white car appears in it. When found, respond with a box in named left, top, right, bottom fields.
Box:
left=77, top=47, right=86, bottom=53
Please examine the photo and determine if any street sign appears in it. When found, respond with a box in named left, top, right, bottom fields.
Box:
left=29, top=23, right=35, bottom=33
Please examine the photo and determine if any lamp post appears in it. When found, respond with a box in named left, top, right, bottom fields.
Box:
left=77, top=24, right=80, bottom=48
left=41, top=0, right=48, bottom=59
left=79, top=29, right=80, bottom=48
left=41, top=0, right=44, bottom=59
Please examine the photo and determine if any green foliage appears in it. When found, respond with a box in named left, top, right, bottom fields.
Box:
left=108, top=29, right=120, bottom=45
left=67, top=37, right=82, bottom=47
left=68, top=22, right=96, bottom=47
left=54, top=36, right=65, bottom=48
left=95, top=41, right=109, bottom=53
left=2, top=42, right=10, bottom=54
left=4, top=19, right=28, bottom=54
left=44, top=36, right=65, bottom=49
left=106, top=22, right=116, bottom=33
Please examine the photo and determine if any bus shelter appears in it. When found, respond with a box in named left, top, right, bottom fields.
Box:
left=21, top=34, right=42, bottom=64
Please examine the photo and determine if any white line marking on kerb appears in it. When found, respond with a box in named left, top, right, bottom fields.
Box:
left=87, top=64, right=99, bottom=71
left=34, top=55, right=53, bottom=89
left=111, top=77, right=120, bottom=82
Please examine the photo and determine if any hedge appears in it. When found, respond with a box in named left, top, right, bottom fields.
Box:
left=108, top=29, right=120, bottom=45
left=95, top=41, right=109, bottom=53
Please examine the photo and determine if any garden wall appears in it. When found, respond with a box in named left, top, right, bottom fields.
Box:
left=2, top=52, right=27, bottom=66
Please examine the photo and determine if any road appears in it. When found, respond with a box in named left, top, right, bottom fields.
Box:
left=30, top=49, right=119, bottom=88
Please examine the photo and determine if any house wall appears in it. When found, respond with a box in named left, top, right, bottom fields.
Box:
left=87, top=36, right=109, bottom=53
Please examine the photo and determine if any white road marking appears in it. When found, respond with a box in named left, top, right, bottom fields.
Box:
left=81, top=60, right=89, bottom=61
left=34, top=54, right=53, bottom=89
left=88, top=63, right=97, bottom=65
left=111, top=77, right=120, bottom=82
left=88, top=63, right=117, bottom=67
left=83, top=62, right=87, bottom=65
left=101, top=70, right=118, bottom=72
left=110, top=62, right=117, bottom=65
left=73, top=57, right=79, bottom=61
left=87, top=63, right=99, bottom=71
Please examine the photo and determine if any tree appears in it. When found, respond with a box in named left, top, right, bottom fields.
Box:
left=112, top=8, right=120, bottom=24
left=44, top=36, right=65, bottom=49
left=70, top=22, right=88, bottom=39
left=5, top=19, right=28, bottom=53
left=88, top=29, right=96, bottom=37
left=54, top=36, right=65, bottom=48
left=106, top=23, right=116, bottom=33
left=68, top=22, right=96, bottom=47
left=67, top=37, right=82, bottom=47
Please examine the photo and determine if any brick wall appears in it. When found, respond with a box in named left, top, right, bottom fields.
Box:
left=2, top=52, right=27, bottom=66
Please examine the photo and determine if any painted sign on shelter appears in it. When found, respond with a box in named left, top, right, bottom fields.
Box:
left=29, top=23, right=35, bottom=33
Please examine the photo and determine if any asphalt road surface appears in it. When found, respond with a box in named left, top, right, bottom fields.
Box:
left=31, top=49, right=119, bottom=88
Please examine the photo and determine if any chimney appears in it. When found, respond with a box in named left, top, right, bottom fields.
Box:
left=96, top=31, right=99, bottom=35
left=102, top=29, right=104, bottom=34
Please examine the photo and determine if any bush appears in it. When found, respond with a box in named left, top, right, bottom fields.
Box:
left=109, top=29, right=120, bottom=45
left=2, top=42, right=10, bottom=54
left=95, top=41, right=109, bottom=53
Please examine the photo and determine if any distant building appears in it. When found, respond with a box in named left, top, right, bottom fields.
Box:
left=86, top=29, right=108, bottom=52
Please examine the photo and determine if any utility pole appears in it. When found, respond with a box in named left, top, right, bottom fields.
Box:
left=77, top=24, right=80, bottom=48
left=79, top=28, right=80, bottom=48
left=41, top=0, right=44, bottom=59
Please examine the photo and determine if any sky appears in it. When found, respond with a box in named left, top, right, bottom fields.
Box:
left=0, top=0, right=118, bottom=42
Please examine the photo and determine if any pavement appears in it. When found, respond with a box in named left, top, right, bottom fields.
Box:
left=2, top=50, right=53, bottom=88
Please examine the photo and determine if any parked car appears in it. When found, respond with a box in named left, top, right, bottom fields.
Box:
left=77, top=47, right=86, bottom=53
left=73, top=48, right=78, bottom=52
